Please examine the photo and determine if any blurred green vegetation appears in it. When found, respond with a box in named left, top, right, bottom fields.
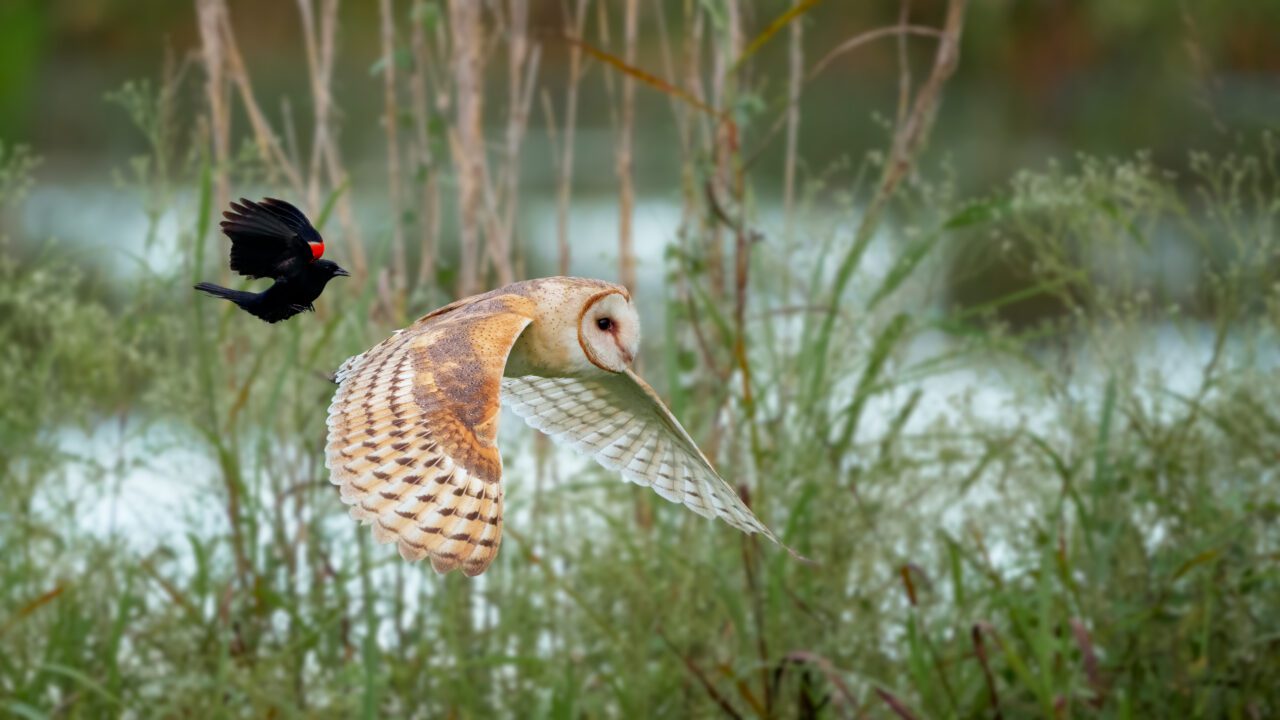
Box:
left=2, top=1, right=1280, bottom=718
left=4, top=0, right=1280, bottom=185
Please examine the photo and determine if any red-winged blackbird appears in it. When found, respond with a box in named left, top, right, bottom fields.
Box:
left=195, top=197, right=349, bottom=323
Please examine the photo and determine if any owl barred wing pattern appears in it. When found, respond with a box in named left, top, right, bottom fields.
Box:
left=501, top=369, right=787, bottom=547
left=326, top=277, right=804, bottom=573
left=325, top=294, right=536, bottom=576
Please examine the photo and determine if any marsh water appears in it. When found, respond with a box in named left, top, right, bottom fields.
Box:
left=24, top=183, right=1263, bottom=574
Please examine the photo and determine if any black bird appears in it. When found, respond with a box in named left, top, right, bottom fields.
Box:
left=195, top=197, right=349, bottom=323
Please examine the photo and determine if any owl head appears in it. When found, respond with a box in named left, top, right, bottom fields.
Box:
left=577, top=288, right=640, bottom=373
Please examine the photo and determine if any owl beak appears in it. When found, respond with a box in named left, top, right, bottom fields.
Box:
left=613, top=339, right=634, bottom=366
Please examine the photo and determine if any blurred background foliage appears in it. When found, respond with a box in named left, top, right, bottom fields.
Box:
left=4, top=0, right=1280, bottom=182
left=1, top=1, right=1278, bottom=718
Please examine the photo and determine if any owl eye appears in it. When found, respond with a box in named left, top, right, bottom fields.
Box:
left=596, top=317, right=614, bottom=331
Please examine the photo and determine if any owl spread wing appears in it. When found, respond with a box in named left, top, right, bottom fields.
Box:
left=325, top=294, right=536, bottom=576
left=220, top=198, right=316, bottom=279
left=501, top=369, right=787, bottom=548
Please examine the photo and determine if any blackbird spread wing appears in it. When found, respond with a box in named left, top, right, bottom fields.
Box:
left=254, top=198, right=322, bottom=244
left=325, top=293, right=536, bottom=576
left=502, top=370, right=796, bottom=552
left=220, top=198, right=318, bottom=279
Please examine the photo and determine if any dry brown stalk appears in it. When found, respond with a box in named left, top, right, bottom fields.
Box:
left=649, top=0, right=716, bottom=394
left=880, top=0, right=967, bottom=200
left=705, top=0, right=745, bottom=300
left=449, top=0, right=486, bottom=297
left=721, top=0, right=748, bottom=468
left=540, top=91, right=563, bottom=272
left=556, top=0, right=590, bottom=276
left=297, top=0, right=368, bottom=280
left=616, top=0, right=639, bottom=292
left=745, top=22, right=944, bottom=172
left=669, top=3, right=730, bottom=457
left=808, top=24, right=943, bottom=85
left=782, top=0, right=804, bottom=248
left=678, top=1, right=730, bottom=469
left=280, top=97, right=301, bottom=171
left=195, top=0, right=230, bottom=215
left=379, top=0, right=407, bottom=298
left=296, top=0, right=331, bottom=200
left=676, top=3, right=707, bottom=224
left=409, top=1, right=441, bottom=290
left=196, top=0, right=253, bottom=592
left=650, top=0, right=682, bottom=143
left=895, top=0, right=913, bottom=131
left=218, top=11, right=306, bottom=193
left=210, top=0, right=379, bottom=294
left=491, top=0, right=537, bottom=287
left=683, top=2, right=709, bottom=148
left=808, top=0, right=969, bottom=397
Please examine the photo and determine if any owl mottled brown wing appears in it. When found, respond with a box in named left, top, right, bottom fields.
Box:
left=325, top=294, right=536, bottom=576
left=501, top=369, right=789, bottom=549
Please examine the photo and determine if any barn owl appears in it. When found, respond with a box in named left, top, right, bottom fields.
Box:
left=325, top=277, right=792, bottom=576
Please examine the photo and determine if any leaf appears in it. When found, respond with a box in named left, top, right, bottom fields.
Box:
left=0, top=585, right=64, bottom=639
left=368, top=48, right=412, bottom=77
left=875, top=687, right=919, bottom=720
left=314, top=178, right=350, bottom=232
left=568, top=37, right=726, bottom=124
left=411, top=0, right=441, bottom=29
left=1, top=701, right=48, bottom=720
left=899, top=564, right=928, bottom=607
left=877, top=388, right=922, bottom=462
left=1069, top=618, right=1106, bottom=708
left=834, top=313, right=911, bottom=451
left=1093, top=377, right=1117, bottom=491
left=37, top=663, right=123, bottom=707
left=1094, top=197, right=1146, bottom=244
left=659, top=632, right=744, bottom=720
left=868, top=230, right=941, bottom=310
left=944, top=197, right=1011, bottom=229
left=1172, top=548, right=1222, bottom=580
left=783, top=652, right=859, bottom=710
left=971, top=624, right=1003, bottom=719
left=732, top=0, right=826, bottom=71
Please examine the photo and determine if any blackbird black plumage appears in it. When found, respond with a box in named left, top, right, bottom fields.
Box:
left=195, top=197, right=349, bottom=323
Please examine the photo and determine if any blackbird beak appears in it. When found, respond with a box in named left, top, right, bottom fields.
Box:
left=334, top=267, right=351, bottom=277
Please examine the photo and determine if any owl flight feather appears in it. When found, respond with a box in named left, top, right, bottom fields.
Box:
left=325, top=277, right=798, bottom=576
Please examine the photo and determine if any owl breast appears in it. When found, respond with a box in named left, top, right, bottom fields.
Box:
left=505, top=309, right=592, bottom=377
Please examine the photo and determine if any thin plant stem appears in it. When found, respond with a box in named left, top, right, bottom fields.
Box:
left=557, top=0, right=590, bottom=277
left=449, top=0, right=486, bottom=297
left=616, top=0, right=639, bottom=292
left=195, top=0, right=230, bottom=218
left=379, top=0, right=407, bottom=299
left=409, top=0, right=440, bottom=291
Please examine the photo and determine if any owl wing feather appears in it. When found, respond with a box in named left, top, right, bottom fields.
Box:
left=501, top=369, right=794, bottom=552
left=325, top=294, right=536, bottom=576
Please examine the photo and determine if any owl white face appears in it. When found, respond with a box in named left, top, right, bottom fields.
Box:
left=578, top=291, right=640, bottom=373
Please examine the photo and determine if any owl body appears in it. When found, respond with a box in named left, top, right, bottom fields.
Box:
left=325, top=276, right=788, bottom=576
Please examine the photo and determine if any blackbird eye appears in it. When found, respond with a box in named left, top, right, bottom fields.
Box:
left=596, top=317, right=613, bottom=331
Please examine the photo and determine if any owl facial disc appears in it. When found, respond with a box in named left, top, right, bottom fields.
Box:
left=578, top=291, right=640, bottom=373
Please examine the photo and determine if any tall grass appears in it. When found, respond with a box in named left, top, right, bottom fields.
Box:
left=2, top=2, right=1279, bottom=718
